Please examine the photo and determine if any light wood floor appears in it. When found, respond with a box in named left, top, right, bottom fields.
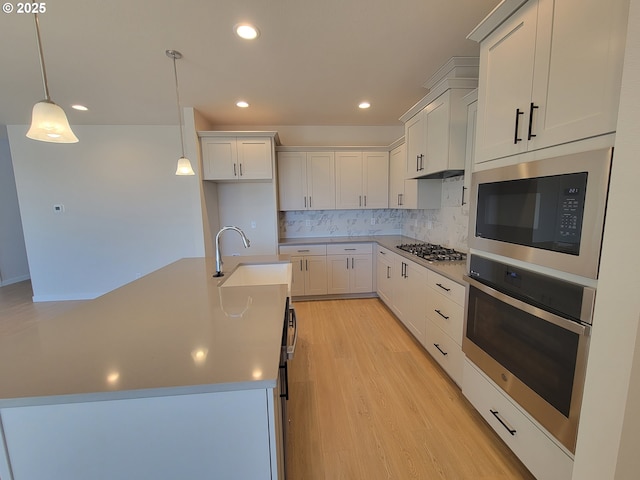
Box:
left=1, top=283, right=534, bottom=479
left=286, top=298, right=536, bottom=480
left=0, top=280, right=86, bottom=336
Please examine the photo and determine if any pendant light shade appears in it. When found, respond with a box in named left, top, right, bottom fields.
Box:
left=27, top=100, right=79, bottom=143
left=176, top=156, right=195, bottom=175
left=166, top=49, right=195, bottom=176
left=27, top=14, right=78, bottom=144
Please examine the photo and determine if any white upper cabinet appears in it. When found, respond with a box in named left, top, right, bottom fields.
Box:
left=402, top=57, right=478, bottom=178
left=277, top=151, right=335, bottom=211
left=201, top=135, right=273, bottom=181
left=472, top=0, right=628, bottom=163
left=335, top=151, right=389, bottom=210
left=389, top=142, right=443, bottom=210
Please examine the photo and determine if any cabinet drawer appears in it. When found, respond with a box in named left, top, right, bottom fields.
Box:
left=427, top=270, right=465, bottom=306
left=425, top=293, right=464, bottom=345
left=425, top=320, right=463, bottom=386
left=462, top=360, right=574, bottom=480
left=279, top=244, right=327, bottom=256
left=326, top=243, right=373, bottom=255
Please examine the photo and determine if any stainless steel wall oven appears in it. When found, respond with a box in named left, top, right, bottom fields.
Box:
left=465, top=148, right=613, bottom=454
left=463, top=255, right=595, bottom=453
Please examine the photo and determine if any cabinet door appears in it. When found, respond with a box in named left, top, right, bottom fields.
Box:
left=307, top=152, right=336, bottom=210
left=202, top=137, right=238, bottom=180
left=305, top=256, right=328, bottom=295
left=277, top=152, right=307, bottom=211
left=404, top=262, right=428, bottom=346
left=326, top=255, right=351, bottom=295
left=363, top=152, right=389, bottom=209
left=335, top=152, right=363, bottom=209
left=376, top=249, right=394, bottom=305
left=237, top=138, right=272, bottom=180
left=529, top=0, right=628, bottom=151
left=462, top=97, right=478, bottom=215
left=405, top=111, right=426, bottom=178
left=389, top=144, right=406, bottom=208
left=475, top=0, right=538, bottom=163
left=351, top=254, right=373, bottom=293
left=424, top=92, right=451, bottom=175
left=289, top=255, right=306, bottom=297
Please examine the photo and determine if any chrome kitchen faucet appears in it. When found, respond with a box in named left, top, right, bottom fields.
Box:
left=213, top=226, right=251, bottom=277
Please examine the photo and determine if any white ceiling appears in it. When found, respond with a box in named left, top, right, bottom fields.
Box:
left=0, top=0, right=498, bottom=128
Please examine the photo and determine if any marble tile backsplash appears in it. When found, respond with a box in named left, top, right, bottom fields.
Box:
left=401, top=176, right=469, bottom=251
left=279, top=176, right=470, bottom=250
left=279, top=209, right=403, bottom=238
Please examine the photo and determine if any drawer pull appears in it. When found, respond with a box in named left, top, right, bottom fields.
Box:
left=435, top=309, right=449, bottom=320
left=297, top=249, right=310, bottom=252
left=435, top=283, right=451, bottom=292
left=490, top=409, right=517, bottom=436
left=344, top=248, right=357, bottom=251
left=433, top=344, right=448, bottom=356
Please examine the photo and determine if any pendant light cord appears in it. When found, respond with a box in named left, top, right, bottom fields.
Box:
left=170, top=53, right=186, bottom=158
left=33, top=13, right=51, bottom=101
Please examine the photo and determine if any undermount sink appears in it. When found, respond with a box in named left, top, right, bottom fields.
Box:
left=220, top=263, right=292, bottom=293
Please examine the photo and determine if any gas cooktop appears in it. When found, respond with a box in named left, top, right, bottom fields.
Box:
left=396, top=242, right=467, bottom=262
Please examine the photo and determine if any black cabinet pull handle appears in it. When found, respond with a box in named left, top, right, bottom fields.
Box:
left=280, top=362, right=289, bottom=400
left=304, top=196, right=307, bottom=208
left=435, top=309, right=449, bottom=320
left=461, top=186, right=467, bottom=206
left=387, top=265, right=390, bottom=279
left=514, top=108, right=524, bottom=144
left=309, top=196, right=312, bottom=208
left=416, top=155, right=420, bottom=173
left=239, top=163, right=243, bottom=176
left=346, top=258, right=349, bottom=269
left=436, top=283, right=451, bottom=292
left=528, top=103, right=539, bottom=140
left=490, top=409, right=516, bottom=435
left=434, top=344, right=448, bottom=356
left=420, top=154, right=425, bottom=171
left=233, top=163, right=237, bottom=176
left=351, top=257, right=354, bottom=269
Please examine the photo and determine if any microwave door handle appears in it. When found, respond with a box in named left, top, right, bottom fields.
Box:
left=464, top=275, right=589, bottom=336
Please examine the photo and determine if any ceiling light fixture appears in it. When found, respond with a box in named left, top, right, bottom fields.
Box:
left=236, top=101, right=249, bottom=108
left=26, top=13, right=78, bottom=143
left=359, top=102, right=371, bottom=109
left=235, top=23, right=260, bottom=40
left=166, top=49, right=195, bottom=176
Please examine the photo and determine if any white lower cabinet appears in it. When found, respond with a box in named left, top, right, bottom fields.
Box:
left=392, top=258, right=428, bottom=346
left=463, top=359, right=574, bottom=480
left=326, top=244, right=373, bottom=295
left=376, top=246, right=394, bottom=304
left=424, top=270, right=466, bottom=385
left=1, top=389, right=283, bottom=480
left=280, top=245, right=327, bottom=296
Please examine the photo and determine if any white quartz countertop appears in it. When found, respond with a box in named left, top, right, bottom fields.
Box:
left=0, top=257, right=290, bottom=408
left=279, top=235, right=467, bottom=285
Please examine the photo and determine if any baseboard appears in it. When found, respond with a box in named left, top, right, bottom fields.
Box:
left=32, top=292, right=101, bottom=302
left=0, top=274, right=31, bottom=287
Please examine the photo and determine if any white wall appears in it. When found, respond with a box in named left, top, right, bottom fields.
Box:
left=8, top=124, right=205, bottom=301
left=0, top=125, right=30, bottom=286
left=572, top=0, right=640, bottom=477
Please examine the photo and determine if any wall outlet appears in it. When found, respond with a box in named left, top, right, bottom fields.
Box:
left=370, top=217, right=376, bottom=225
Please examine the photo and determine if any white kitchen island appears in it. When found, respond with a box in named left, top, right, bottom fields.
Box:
left=0, top=257, right=291, bottom=480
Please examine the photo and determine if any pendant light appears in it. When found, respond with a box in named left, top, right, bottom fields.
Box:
left=26, top=13, right=78, bottom=143
left=166, top=49, right=195, bottom=176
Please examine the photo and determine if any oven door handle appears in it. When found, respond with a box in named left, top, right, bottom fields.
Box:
left=464, top=275, right=590, bottom=336
left=287, top=306, right=298, bottom=360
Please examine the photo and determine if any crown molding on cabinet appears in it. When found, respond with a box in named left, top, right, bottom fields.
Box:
left=399, top=78, right=479, bottom=123
left=275, top=145, right=389, bottom=153
left=467, top=0, right=528, bottom=43
left=198, top=130, right=280, bottom=145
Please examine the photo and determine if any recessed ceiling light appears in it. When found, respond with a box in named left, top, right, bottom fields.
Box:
left=235, top=24, right=260, bottom=40
left=71, top=104, right=88, bottom=111
left=359, top=102, right=371, bottom=109
left=236, top=101, right=250, bottom=108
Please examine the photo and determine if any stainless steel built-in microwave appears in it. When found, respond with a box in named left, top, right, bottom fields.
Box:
left=469, top=148, right=613, bottom=279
